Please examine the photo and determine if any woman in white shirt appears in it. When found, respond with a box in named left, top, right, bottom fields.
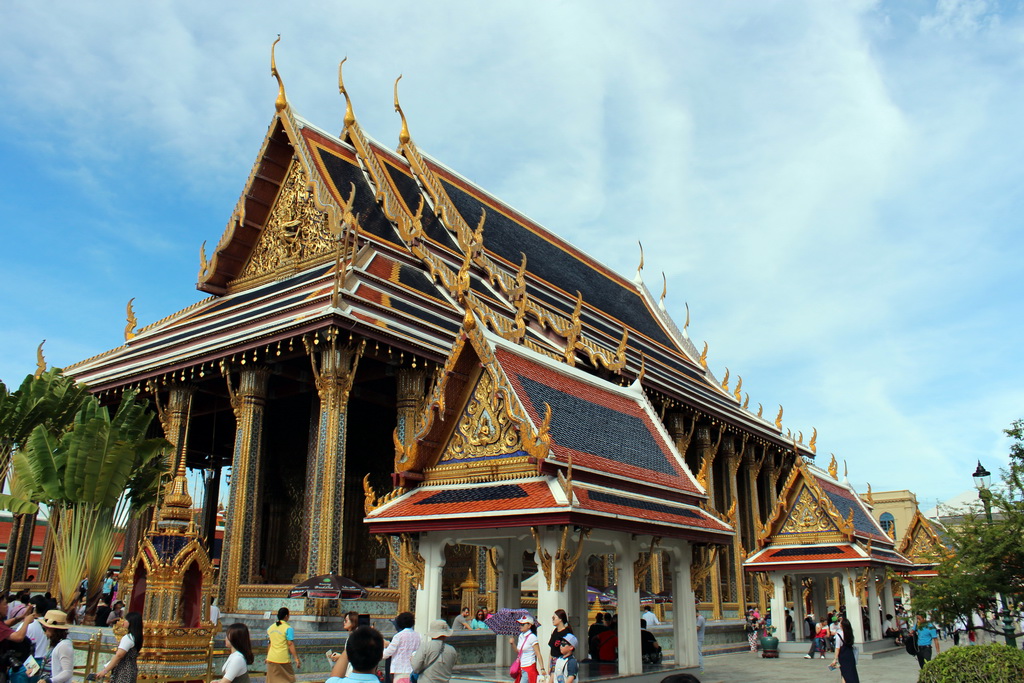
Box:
left=95, top=612, right=144, bottom=683
left=382, top=612, right=421, bottom=683
left=508, top=615, right=548, bottom=683
left=214, top=623, right=254, bottom=683
left=37, top=610, right=74, bottom=683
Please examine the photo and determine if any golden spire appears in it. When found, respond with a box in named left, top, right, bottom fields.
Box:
left=270, top=35, right=288, bottom=113
left=34, top=341, right=46, bottom=379
left=125, top=298, right=138, bottom=341
left=721, top=367, right=730, bottom=391
left=734, top=375, right=743, bottom=402
left=394, top=74, right=410, bottom=146
left=699, top=341, right=708, bottom=369
left=809, top=427, right=817, bottom=454
left=338, top=57, right=355, bottom=132
left=775, top=405, right=783, bottom=431
left=828, top=454, right=838, bottom=479
left=160, top=394, right=195, bottom=529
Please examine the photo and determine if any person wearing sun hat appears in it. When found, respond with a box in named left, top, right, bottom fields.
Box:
left=409, top=620, right=458, bottom=683
left=508, top=615, right=547, bottom=683
left=37, top=610, right=74, bottom=683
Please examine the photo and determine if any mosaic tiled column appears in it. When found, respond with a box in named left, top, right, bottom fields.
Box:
left=696, top=426, right=722, bottom=618
left=304, top=334, right=363, bottom=595
left=723, top=437, right=746, bottom=611
left=394, top=368, right=427, bottom=612
left=0, top=512, right=36, bottom=590
left=746, top=451, right=764, bottom=612
left=220, top=367, right=269, bottom=610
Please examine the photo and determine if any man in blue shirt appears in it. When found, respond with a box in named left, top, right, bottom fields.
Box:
left=327, top=626, right=384, bottom=683
left=915, top=614, right=941, bottom=669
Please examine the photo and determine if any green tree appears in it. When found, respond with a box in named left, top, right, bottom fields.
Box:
left=913, top=420, right=1024, bottom=640
left=15, top=391, right=167, bottom=612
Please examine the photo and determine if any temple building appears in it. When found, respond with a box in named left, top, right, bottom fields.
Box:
left=30, top=49, right=825, bottom=639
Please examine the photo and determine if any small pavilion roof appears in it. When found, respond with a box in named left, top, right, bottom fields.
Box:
left=364, top=313, right=732, bottom=544
left=744, top=459, right=913, bottom=573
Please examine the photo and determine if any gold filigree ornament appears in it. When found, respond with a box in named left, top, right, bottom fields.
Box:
left=444, top=371, right=521, bottom=460
left=809, top=427, right=817, bottom=454
left=270, top=35, right=288, bottom=112
left=775, top=405, right=784, bottom=431
left=699, top=342, right=709, bottom=369
left=721, top=367, right=730, bottom=392
left=633, top=537, right=662, bottom=591
left=780, top=486, right=838, bottom=539
left=34, top=341, right=46, bottom=379
left=828, top=454, right=838, bottom=479
left=385, top=533, right=425, bottom=589
left=124, top=298, right=138, bottom=341
left=235, top=161, right=333, bottom=283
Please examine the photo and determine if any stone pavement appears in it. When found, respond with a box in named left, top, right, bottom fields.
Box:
left=697, top=650, right=922, bottom=682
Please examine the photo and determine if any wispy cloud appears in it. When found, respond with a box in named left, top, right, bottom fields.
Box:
left=2, top=0, right=1022, bottom=501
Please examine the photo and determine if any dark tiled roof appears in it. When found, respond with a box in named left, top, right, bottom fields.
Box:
left=817, top=478, right=891, bottom=544
left=367, top=481, right=556, bottom=519
left=315, top=146, right=404, bottom=248
left=440, top=178, right=675, bottom=349
left=382, top=160, right=459, bottom=251
left=745, top=544, right=863, bottom=565
left=770, top=546, right=844, bottom=557
left=494, top=347, right=700, bottom=493
left=573, top=487, right=730, bottom=533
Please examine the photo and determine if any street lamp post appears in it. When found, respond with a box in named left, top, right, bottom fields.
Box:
left=971, top=461, right=1017, bottom=648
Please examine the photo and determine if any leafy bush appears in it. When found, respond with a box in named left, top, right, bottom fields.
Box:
left=918, top=644, right=1024, bottom=683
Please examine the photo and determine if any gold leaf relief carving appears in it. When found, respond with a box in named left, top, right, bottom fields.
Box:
left=780, top=486, right=836, bottom=535
left=907, top=530, right=933, bottom=563
left=444, top=372, right=521, bottom=460
left=235, top=162, right=333, bottom=285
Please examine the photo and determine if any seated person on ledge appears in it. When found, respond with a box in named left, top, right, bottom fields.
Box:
left=591, top=627, right=618, bottom=662
left=640, top=619, right=662, bottom=664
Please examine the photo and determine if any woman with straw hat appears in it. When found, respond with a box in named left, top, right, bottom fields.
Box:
left=36, top=610, right=73, bottom=683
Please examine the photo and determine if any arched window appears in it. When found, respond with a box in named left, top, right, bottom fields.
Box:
left=879, top=512, right=896, bottom=537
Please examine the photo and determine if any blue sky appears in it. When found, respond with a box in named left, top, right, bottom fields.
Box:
left=2, top=0, right=1022, bottom=508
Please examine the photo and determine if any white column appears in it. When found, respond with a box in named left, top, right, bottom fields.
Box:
left=843, top=570, right=865, bottom=644
left=614, top=536, right=642, bottom=675
left=865, top=569, right=880, bottom=642
left=790, top=574, right=805, bottom=641
left=882, top=576, right=896, bottom=630
left=667, top=543, right=698, bottom=668
left=415, top=533, right=446, bottom=640
left=567, top=565, right=589, bottom=660
left=770, top=573, right=788, bottom=642
left=812, top=577, right=828, bottom=625
left=535, top=529, right=571, bottom=667
left=493, top=540, right=513, bottom=668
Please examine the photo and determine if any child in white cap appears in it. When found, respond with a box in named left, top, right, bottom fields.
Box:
left=552, top=633, right=578, bottom=683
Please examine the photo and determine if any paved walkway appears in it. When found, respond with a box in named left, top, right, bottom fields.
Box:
left=698, top=650, right=922, bottom=682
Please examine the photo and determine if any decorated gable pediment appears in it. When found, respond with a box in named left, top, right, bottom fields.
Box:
left=898, top=511, right=953, bottom=565
left=777, top=484, right=843, bottom=541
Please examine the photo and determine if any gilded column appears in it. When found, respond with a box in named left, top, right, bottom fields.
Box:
left=395, top=368, right=427, bottom=612
left=0, top=512, right=36, bottom=590
left=696, top=426, right=722, bottom=618
left=722, top=436, right=746, bottom=611
left=219, top=366, right=270, bottom=611
left=747, top=451, right=766, bottom=613
left=304, top=332, right=364, bottom=586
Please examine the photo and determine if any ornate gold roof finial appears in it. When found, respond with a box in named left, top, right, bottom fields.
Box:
left=743, top=392, right=750, bottom=410
left=637, top=353, right=646, bottom=383
left=757, top=402, right=763, bottom=418
left=798, top=430, right=803, bottom=444
left=865, top=482, right=874, bottom=505
left=270, top=35, right=288, bottom=113
left=775, top=405, right=783, bottom=431
left=659, top=272, right=667, bottom=311
left=394, top=74, right=411, bottom=146
left=338, top=57, right=355, bottom=132
left=843, top=459, right=849, bottom=481
left=828, top=454, right=838, bottom=479
left=125, top=298, right=138, bottom=341
left=734, top=375, right=743, bottom=402
left=34, top=341, right=46, bottom=379
left=699, top=341, right=708, bottom=369
left=721, top=367, right=730, bottom=391
left=684, top=302, right=690, bottom=331
left=637, top=241, right=644, bottom=273
left=809, top=427, right=817, bottom=454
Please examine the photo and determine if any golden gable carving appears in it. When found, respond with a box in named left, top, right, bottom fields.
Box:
left=233, top=161, right=333, bottom=289
left=444, top=371, right=522, bottom=460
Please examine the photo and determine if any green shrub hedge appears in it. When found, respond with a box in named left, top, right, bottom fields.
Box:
left=918, top=644, right=1024, bottom=683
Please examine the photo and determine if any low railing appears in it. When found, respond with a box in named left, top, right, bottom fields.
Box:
left=71, top=632, right=236, bottom=683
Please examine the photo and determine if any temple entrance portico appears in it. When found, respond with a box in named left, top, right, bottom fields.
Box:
left=745, top=457, right=913, bottom=658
